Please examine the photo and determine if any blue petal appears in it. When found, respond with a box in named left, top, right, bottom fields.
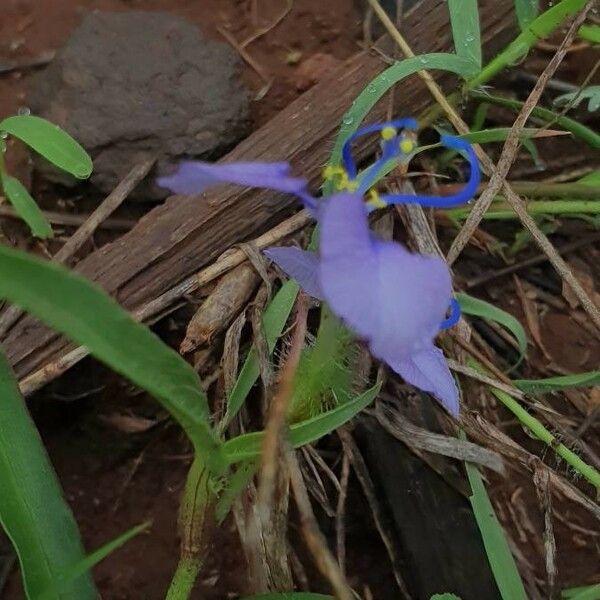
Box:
left=263, top=247, right=323, bottom=299
left=157, top=160, right=317, bottom=211
left=390, top=345, right=460, bottom=415
left=319, top=193, right=380, bottom=339
left=367, top=239, right=452, bottom=358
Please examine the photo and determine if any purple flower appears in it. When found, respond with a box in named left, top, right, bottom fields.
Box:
left=265, top=193, right=460, bottom=415
left=155, top=119, right=478, bottom=415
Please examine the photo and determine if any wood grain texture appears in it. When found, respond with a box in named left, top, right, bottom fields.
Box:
left=3, top=0, right=516, bottom=382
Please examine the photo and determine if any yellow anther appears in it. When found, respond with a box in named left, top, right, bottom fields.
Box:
left=399, top=138, right=415, bottom=154
left=366, top=189, right=387, bottom=209
left=323, top=165, right=362, bottom=192
left=323, top=165, right=345, bottom=180
left=381, top=126, right=397, bottom=141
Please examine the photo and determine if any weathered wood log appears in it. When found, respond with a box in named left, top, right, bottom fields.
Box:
left=3, top=0, right=516, bottom=382
left=355, top=407, right=501, bottom=599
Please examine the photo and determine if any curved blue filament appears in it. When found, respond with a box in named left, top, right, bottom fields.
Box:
left=380, top=134, right=481, bottom=208
left=356, top=136, right=402, bottom=194
left=439, top=297, right=461, bottom=330
left=341, top=118, right=418, bottom=179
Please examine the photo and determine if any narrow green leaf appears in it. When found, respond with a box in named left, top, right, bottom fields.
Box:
left=223, top=384, right=380, bottom=463
left=1, top=175, right=53, bottom=238
left=470, top=91, right=600, bottom=148
left=0, top=115, right=92, bottom=179
left=457, top=292, right=528, bottom=368
left=0, top=245, right=224, bottom=473
left=514, top=370, right=600, bottom=393
left=578, top=23, right=600, bottom=44
left=215, top=459, right=259, bottom=523
left=326, top=53, right=478, bottom=193
left=579, top=170, right=600, bottom=185
left=471, top=0, right=588, bottom=89
left=471, top=359, right=600, bottom=489
left=0, top=351, right=96, bottom=599
left=431, top=595, right=463, bottom=600
left=39, top=522, right=150, bottom=600
left=465, top=458, right=528, bottom=600
left=563, top=584, right=600, bottom=600
left=457, top=127, right=564, bottom=144
left=449, top=0, right=482, bottom=67
left=240, top=594, right=333, bottom=600
left=514, top=0, right=539, bottom=30
left=221, top=280, right=299, bottom=429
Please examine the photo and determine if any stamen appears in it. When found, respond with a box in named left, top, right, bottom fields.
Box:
left=381, top=126, right=397, bottom=141
left=399, top=138, right=415, bottom=154
left=366, top=189, right=387, bottom=209
left=380, top=134, right=480, bottom=208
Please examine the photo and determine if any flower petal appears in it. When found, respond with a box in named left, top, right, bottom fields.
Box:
left=264, top=247, right=323, bottom=299
left=366, top=240, right=452, bottom=358
left=390, top=345, right=459, bottom=415
left=157, top=160, right=310, bottom=197
left=319, top=193, right=380, bottom=339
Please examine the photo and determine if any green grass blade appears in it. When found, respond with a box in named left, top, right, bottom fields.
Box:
left=471, top=91, right=600, bottom=148
left=465, top=458, right=528, bottom=600
left=471, top=0, right=588, bottom=89
left=223, top=384, right=380, bottom=463
left=449, top=0, right=482, bottom=67
left=38, top=522, right=150, bottom=600
left=0, top=351, right=96, bottom=599
left=457, top=292, right=528, bottom=368
left=1, top=175, right=53, bottom=238
left=456, top=127, right=562, bottom=144
left=514, top=370, right=600, bottom=393
left=563, top=584, right=600, bottom=600
left=578, top=24, right=600, bottom=44
left=470, top=360, right=600, bottom=490
left=431, top=595, right=463, bottom=600
left=221, top=280, right=299, bottom=430
left=0, top=115, right=92, bottom=179
left=514, top=0, right=539, bottom=30
left=0, top=245, right=224, bottom=472
left=447, top=200, right=600, bottom=221
left=240, top=594, right=333, bottom=600
left=326, top=53, right=478, bottom=192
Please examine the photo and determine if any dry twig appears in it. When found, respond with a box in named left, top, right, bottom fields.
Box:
left=287, top=449, right=354, bottom=600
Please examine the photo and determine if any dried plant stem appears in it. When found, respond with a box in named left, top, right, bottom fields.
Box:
left=533, top=466, right=558, bottom=599
left=0, top=206, right=134, bottom=230
left=257, top=294, right=307, bottom=515
left=368, top=0, right=600, bottom=331
left=241, top=0, right=293, bottom=48
left=287, top=449, right=354, bottom=600
left=335, top=453, right=351, bottom=575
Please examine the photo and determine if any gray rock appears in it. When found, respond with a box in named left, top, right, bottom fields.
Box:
left=29, top=11, right=250, bottom=198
